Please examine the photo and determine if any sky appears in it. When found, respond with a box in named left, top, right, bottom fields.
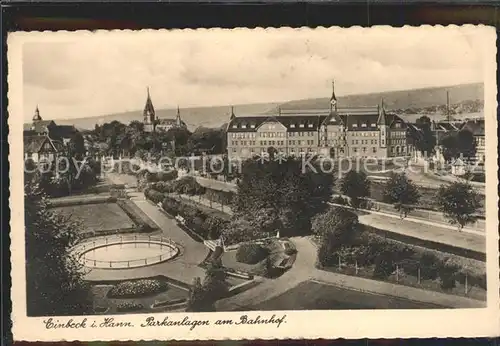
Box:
left=22, top=27, right=487, bottom=122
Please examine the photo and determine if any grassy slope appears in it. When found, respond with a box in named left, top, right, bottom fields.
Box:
left=54, top=83, right=483, bottom=130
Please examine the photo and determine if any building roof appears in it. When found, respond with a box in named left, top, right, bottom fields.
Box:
left=23, top=120, right=56, bottom=133
left=24, top=135, right=56, bottom=154
left=461, top=119, right=485, bottom=136
left=227, top=106, right=408, bottom=133
left=227, top=115, right=328, bottom=133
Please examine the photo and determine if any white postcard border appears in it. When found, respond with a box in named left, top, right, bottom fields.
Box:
left=8, top=26, right=500, bottom=341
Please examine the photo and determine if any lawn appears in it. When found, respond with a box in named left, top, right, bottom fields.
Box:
left=249, top=280, right=444, bottom=311
left=53, top=203, right=136, bottom=233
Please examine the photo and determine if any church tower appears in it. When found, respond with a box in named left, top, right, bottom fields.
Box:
left=33, top=105, right=42, bottom=122
left=378, top=98, right=388, bottom=153
left=143, top=87, right=156, bottom=131
left=176, top=106, right=182, bottom=127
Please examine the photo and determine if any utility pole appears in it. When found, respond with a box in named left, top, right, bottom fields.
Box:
left=446, top=90, right=450, bottom=123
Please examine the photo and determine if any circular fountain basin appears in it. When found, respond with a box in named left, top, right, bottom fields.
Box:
left=78, top=240, right=179, bottom=269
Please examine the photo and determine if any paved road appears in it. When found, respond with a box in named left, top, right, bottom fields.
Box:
left=358, top=213, right=485, bottom=257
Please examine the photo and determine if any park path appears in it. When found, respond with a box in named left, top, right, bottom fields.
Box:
left=216, top=237, right=484, bottom=311
left=85, top=177, right=208, bottom=285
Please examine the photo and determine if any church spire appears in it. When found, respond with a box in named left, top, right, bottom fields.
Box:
left=176, top=105, right=182, bottom=126
left=143, top=87, right=155, bottom=124
left=32, top=105, right=42, bottom=122
left=230, top=106, right=235, bottom=120
left=330, top=79, right=338, bottom=112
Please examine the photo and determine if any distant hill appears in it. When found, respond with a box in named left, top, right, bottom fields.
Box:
left=55, top=102, right=281, bottom=131
left=275, top=82, right=484, bottom=112
left=55, top=82, right=483, bottom=130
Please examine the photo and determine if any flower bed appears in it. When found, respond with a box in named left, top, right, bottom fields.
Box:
left=116, top=302, right=144, bottom=313
left=116, top=199, right=158, bottom=231
left=107, top=279, right=169, bottom=299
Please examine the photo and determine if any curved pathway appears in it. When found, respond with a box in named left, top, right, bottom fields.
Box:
left=216, top=237, right=484, bottom=311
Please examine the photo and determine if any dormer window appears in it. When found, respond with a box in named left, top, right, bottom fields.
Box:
left=308, top=124, right=313, bottom=128
left=250, top=124, right=255, bottom=128
left=232, top=124, right=237, bottom=128
left=299, top=124, right=305, bottom=128
left=371, top=123, right=376, bottom=127
left=361, top=123, right=367, bottom=127
left=352, top=124, right=358, bottom=128
left=290, top=124, right=295, bottom=128
left=241, top=124, right=247, bottom=129
left=395, top=123, right=402, bottom=128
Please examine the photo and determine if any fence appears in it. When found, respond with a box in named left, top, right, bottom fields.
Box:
left=72, top=234, right=179, bottom=269
left=324, top=256, right=486, bottom=301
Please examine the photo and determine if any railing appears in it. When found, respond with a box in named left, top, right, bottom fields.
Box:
left=72, top=234, right=179, bottom=269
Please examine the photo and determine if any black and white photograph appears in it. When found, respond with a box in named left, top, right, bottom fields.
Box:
left=8, top=26, right=499, bottom=341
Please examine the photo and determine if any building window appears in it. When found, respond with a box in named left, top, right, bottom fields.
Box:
left=308, top=124, right=313, bottom=128
left=232, top=125, right=237, bottom=128
left=232, top=148, right=237, bottom=152
left=361, top=123, right=367, bottom=127
left=372, top=147, right=377, bottom=153
left=299, top=124, right=305, bottom=128
left=371, top=123, right=376, bottom=127
left=362, top=147, right=367, bottom=153
left=352, top=124, right=358, bottom=128
left=250, top=124, right=255, bottom=128
left=395, top=123, right=401, bottom=128
left=290, top=124, right=295, bottom=128
left=353, top=148, right=358, bottom=153
left=241, top=124, right=247, bottom=129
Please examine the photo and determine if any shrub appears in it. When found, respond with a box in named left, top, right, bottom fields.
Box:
left=236, top=243, right=270, bottom=265
left=153, top=181, right=175, bottom=193
left=331, top=195, right=349, bottom=206
left=418, top=252, right=442, bottom=280
left=373, top=250, right=395, bottom=279
left=144, top=188, right=165, bottom=204
left=108, top=279, right=169, bottom=298
left=116, top=302, right=144, bottom=312
left=162, top=196, right=181, bottom=215
left=157, top=170, right=178, bottom=182
left=439, top=264, right=459, bottom=290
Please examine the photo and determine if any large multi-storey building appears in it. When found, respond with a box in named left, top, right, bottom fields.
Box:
left=226, top=85, right=413, bottom=160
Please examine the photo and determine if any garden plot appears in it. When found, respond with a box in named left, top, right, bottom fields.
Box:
left=53, top=203, right=136, bottom=233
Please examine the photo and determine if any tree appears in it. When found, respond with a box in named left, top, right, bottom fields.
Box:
left=186, top=260, right=228, bottom=312
left=24, top=184, right=92, bottom=316
left=383, top=172, right=420, bottom=219
left=232, top=157, right=334, bottom=238
left=456, top=129, right=477, bottom=161
left=436, top=181, right=481, bottom=231
left=314, top=207, right=360, bottom=267
left=440, top=130, right=477, bottom=163
left=414, top=116, right=436, bottom=157
left=339, top=170, right=371, bottom=209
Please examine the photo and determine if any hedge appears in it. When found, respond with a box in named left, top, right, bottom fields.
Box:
left=158, top=194, right=229, bottom=240
left=116, top=302, right=144, bottom=312
left=236, top=243, right=270, bottom=265
left=144, top=188, right=166, bottom=204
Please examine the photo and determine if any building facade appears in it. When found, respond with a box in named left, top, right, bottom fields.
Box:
left=460, top=119, right=485, bottom=163
left=226, top=104, right=413, bottom=160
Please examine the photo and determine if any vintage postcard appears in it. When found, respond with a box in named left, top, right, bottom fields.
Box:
left=8, top=26, right=500, bottom=341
